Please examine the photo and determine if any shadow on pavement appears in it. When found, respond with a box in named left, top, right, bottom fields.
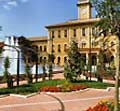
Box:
left=45, top=93, right=65, bottom=111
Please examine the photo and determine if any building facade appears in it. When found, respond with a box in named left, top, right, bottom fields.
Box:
left=29, top=36, right=48, bottom=64
left=30, top=0, right=117, bottom=69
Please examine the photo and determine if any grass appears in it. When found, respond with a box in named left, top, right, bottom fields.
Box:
left=0, top=79, right=114, bottom=95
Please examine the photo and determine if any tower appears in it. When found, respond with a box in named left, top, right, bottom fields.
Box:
left=77, top=0, right=92, bottom=20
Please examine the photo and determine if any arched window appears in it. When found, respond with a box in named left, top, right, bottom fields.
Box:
left=51, top=31, right=55, bottom=38
left=64, top=29, right=67, bottom=38
left=44, top=46, right=47, bottom=52
left=64, top=57, right=67, bottom=63
left=64, top=44, right=67, bottom=52
left=73, top=29, right=76, bottom=37
left=111, top=56, right=114, bottom=62
left=40, top=57, right=42, bottom=63
left=44, top=57, right=47, bottom=63
left=58, top=44, right=61, bottom=52
left=111, top=42, right=114, bottom=48
left=82, top=28, right=86, bottom=36
left=57, top=57, right=61, bottom=65
left=81, top=42, right=86, bottom=48
left=40, top=46, right=42, bottom=52
left=58, top=30, right=61, bottom=38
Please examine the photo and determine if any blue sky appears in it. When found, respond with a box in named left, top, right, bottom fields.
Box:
left=0, top=0, right=95, bottom=41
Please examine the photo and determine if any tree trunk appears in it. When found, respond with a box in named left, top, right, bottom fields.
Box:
left=114, top=39, right=119, bottom=111
left=35, top=62, right=38, bottom=82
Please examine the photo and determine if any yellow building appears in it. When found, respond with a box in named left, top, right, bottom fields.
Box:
left=30, top=0, right=117, bottom=70
left=28, top=36, right=48, bottom=64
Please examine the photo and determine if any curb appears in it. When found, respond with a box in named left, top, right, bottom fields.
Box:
left=0, top=94, right=9, bottom=98
left=10, top=93, right=38, bottom=98
left=41, top=88, right=90, bottom=95
left=41, top=87, right=116, bottom=95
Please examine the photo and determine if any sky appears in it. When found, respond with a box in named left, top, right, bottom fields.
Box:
left=0, top=0, right=96, bottom=41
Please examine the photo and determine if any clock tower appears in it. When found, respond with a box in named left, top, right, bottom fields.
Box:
left=77, top=0, right=92, bottom=20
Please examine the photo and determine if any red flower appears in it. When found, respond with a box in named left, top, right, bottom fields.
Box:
left=40, top=86, right=61, bottom=92
left=72, top=85, right=88, bottom=91
left=85, top=104, right=109, bottom=111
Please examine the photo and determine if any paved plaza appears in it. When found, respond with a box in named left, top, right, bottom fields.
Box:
left=0, top=88, right=117, bottom=111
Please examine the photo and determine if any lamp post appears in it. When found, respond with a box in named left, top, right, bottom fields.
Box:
left=89, top=29, right=92, bottom=81
left=16, top=49, right=20, bottom=86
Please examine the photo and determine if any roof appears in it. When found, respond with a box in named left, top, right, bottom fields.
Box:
left=28, top=36, right=48, bottom=41
left=45, top=18, right=100, bottom=29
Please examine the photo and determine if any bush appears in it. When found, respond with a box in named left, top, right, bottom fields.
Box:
left=61, top=81, right=73, bottom=92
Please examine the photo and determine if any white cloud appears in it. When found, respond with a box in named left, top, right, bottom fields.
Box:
left=1, top=0, right=30, bottom=10
left=3, top=4, right=10, bottom=10
left=7, top=1, right=17, bottom=7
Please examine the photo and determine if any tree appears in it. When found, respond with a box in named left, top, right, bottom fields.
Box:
left=64, top=40, right=85, bottom=81
left=3, top=57, right=13, bottom=88
left=48, top=54, right=55, bottom=80
left=18, top=36, right=38, bottom=82
left=25, top=63, right=32, bottom=84
left=91, top=0, right=120, bottom=110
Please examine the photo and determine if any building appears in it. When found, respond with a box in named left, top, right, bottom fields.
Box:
left=29, top=36, right=48, bottom=64
left=30, top=0, right=117, bottom=69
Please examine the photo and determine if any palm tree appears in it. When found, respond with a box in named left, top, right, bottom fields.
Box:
left=92, top=0, right=120, bottom=110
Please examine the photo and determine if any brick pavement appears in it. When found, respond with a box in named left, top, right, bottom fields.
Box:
left=0, top=88, right=117, bottom=111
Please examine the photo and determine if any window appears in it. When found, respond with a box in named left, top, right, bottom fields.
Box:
left=82, top=28, right=86, bottom=36
left=111, top=42, right=114, bottom=48
left=44, top=57, right=47, bottom=63
left=58, top=44, right=61, bottom=52
left=64, top=29, right=67, bottom=38
left=92, top=27, right=95, bottom=36
left=52, top=44, right=55, bottom=53
left=58, top=30, right=61, bottom=38
left=35, top=46, right=38, bottom=51
left=40, top=46, right=42, bottom=52
left=111, top=56, right=114, bottom=62
left=92, top=41, right=94, bottom=48
left=92, top=55, right=97, bottom=65
left=57, top=57, right=61, bottom=65
left=44, top=46, right=47, bottom=52
left=73, top=29, right=76, bottom=37
left=40, top=57, right=42, bottom=63
left=82, top=42, right=86, bottom=48
left=52, top=31, right=55, bottom=38
left=64, top=44, right=67, bottom=52
left=64, top=57, right=67, bottom=63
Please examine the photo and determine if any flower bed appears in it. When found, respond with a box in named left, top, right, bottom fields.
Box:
left=40, top=86, right=61, bottom=92
left=71, top=85, right=88, bottom=91
left=86, top=104, right=109, bottom=111
left=85, top=98, right=120, bottom=111
left=40, top=84, right=88, bottom=92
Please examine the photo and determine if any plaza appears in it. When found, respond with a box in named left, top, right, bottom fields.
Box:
left=0, top=0, right=120, bottom=111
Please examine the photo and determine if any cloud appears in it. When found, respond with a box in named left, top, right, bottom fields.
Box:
left=7, top=1, right=17, bottom=7
left=3, top=4, right=10, bottom=10
left=20, top=0, right=29, bottom=3
left=1, top=0, right=30, bottom=10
